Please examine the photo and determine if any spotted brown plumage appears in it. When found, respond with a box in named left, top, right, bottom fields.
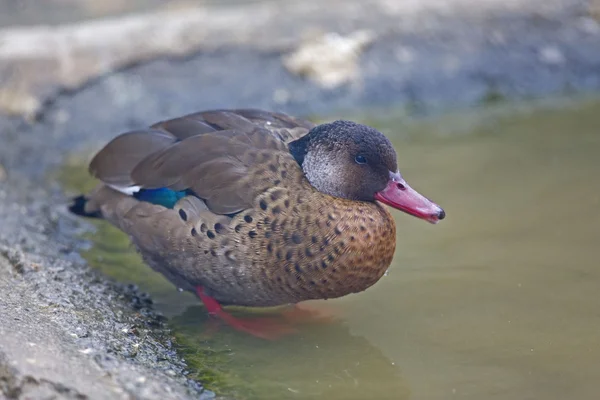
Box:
left=71, top=108, right=445, bottom=339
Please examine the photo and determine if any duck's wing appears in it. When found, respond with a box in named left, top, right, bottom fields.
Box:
left=89, top=109, right=315, bottom=215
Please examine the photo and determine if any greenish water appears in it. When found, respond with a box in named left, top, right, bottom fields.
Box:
left=61, top=98, right=600, bottom=400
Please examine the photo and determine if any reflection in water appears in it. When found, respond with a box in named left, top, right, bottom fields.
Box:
left=62, top=97, right=600, bottom=400
left=172, top=306, right=409, bottom=400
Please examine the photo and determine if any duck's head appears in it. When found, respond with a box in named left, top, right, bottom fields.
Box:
left=289, top=120, right=445, bottom=224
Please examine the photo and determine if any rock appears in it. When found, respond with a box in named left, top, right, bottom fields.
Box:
left=590, top=0, right=600, bottom=19
left=282, top=30, right=375, bottom=89
left=0, top=246, right=211, bottom=400
left=538, top=45, right=566, bottom=65
left=577, top=16, right=600, bottom=34
left=0, top=0, right=580, bottom=118
left=0, top=3, right=283, bottom=118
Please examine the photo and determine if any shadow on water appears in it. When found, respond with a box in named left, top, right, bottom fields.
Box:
left=60, top=96, right=600, bottom=399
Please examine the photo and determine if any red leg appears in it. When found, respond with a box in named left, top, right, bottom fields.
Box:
left=196, top=287, right=297, bottom=340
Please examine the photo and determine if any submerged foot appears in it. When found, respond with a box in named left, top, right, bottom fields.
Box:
left=196, top=286, right=297, bottom=340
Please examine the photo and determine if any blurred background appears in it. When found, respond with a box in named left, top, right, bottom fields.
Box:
left=1, top=1, right=599, bottom=400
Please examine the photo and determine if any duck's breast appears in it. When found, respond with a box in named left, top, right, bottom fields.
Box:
left=203, top=188, right=397, bottom=307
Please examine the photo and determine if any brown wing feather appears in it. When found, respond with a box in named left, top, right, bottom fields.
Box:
left=150, top=116, right=217, bottom=139
left=151, top=108, right=315, bottom=143
left=88, top=129, right=177, bottom=186
left=88, top=109, right=314, bottom=215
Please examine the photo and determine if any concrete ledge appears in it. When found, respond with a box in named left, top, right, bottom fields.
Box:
left=0, top=0, right=583, bottom=117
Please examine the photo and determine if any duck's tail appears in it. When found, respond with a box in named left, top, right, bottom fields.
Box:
left=68, top=184, right=149, bottom=232
left=68, top=194, right=103, bottom=219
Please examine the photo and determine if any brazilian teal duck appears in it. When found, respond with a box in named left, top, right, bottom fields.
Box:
left=70, top=109, right=445, bottom=339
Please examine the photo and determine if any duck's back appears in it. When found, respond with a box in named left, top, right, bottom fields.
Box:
left=76, top=109, right=396, bottom=307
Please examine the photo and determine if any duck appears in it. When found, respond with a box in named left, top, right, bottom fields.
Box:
left=69, top=108, right=445, bottom=339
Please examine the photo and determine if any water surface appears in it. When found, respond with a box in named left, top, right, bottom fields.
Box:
left=64, top=98, right=600, bottom=400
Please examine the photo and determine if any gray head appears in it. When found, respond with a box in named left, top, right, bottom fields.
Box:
left=289, top=120, right=445, bottom=224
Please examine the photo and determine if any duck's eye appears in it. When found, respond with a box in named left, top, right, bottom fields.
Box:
left=355, top=155, right=367, bottom=164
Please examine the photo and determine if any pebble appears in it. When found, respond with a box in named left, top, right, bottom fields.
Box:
left=283, top=30, right=375, bottom=88
left=538, top=45, right=565, bottom=65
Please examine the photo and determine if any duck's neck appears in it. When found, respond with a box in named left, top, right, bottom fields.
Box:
left=288, top=135, right=310, bottom=166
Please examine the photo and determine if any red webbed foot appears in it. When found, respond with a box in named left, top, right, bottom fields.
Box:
left=196, top=287, right=297, bottom=340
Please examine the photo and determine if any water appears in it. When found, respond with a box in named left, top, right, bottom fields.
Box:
left=62, top=97, right=600, bottom=399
